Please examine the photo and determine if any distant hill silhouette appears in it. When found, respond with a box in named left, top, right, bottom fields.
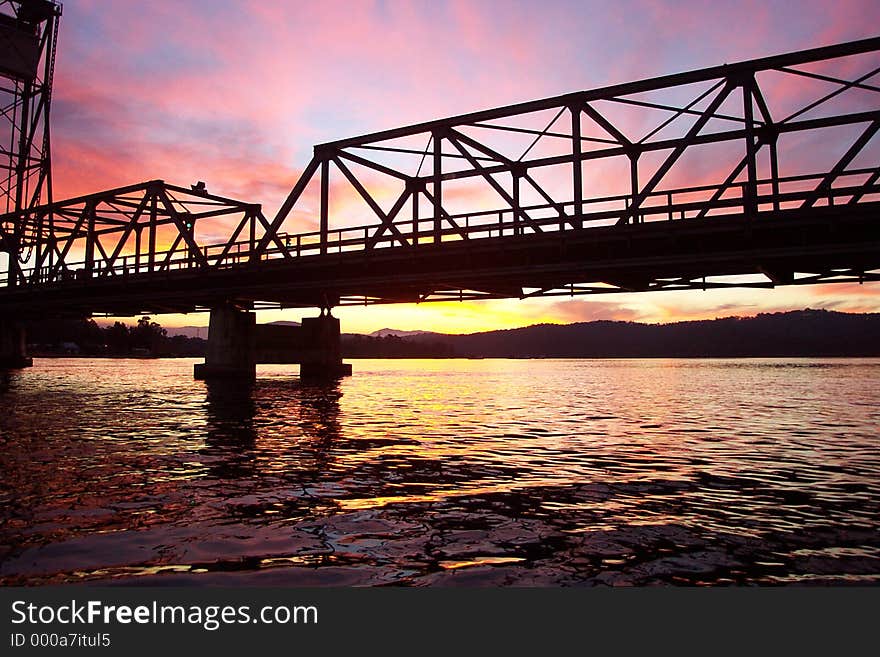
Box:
left=166, top=320, right=299, bottom=339
left=28, top=309, right=880, bottom=359
left=362, top=310, right=880, bottom=358
left=163, top=325, right=208, bottom=339
left=369, top=328, right=431, bottom=338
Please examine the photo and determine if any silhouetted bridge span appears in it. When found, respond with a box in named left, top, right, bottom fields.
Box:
left=1, top=37, right=879, bottom=376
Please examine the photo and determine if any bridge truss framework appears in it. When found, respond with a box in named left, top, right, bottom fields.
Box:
left=1, top=36, right=879, bottom=316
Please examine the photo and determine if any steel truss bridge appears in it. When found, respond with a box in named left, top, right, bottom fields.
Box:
left=1, top=37, right=879, bottom=318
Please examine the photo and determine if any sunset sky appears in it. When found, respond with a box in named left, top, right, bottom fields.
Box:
left=50, top=0, right=880, bottom=334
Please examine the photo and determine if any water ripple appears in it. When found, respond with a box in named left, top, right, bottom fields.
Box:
left=0, top=357, right=878, bottom=585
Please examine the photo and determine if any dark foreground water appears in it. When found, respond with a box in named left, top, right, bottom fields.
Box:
left=1, top=357, right=878, bottom=586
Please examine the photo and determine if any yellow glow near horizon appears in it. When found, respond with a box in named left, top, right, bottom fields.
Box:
left=91, top=280, right=880, bottom=336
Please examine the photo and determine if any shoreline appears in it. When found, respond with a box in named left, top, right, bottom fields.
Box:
left=22, top=354, right=880, bottom=361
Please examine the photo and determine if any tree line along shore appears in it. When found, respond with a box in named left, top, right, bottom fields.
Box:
left=24, top=309, right=880, bottom=360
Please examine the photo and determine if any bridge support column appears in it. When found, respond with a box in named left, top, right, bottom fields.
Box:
left=0, top=320, right=32, bottom=369
left=299, top=313, right=352, bottom=379
left=194, top=305, right=256, bottom=380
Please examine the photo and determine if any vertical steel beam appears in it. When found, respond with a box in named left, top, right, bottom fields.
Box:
left=135, top=225, right=142, bottom=273
left=13, top=80, right=32, bottom=215
left=47, top=210, right=54, bottom=279
left=412, top=184, right=420, bottom=245
left=33, top=210, right=43, bottom=283
left=742, top=78, right=759, bottom=216
left=148, top=192, right=157, bottom=273
left=769, top=137, right=780, bottom=211
left=512, top=170, right=521, bottom=235
left=571, top=105, right=583, bottom=229
left=433, top=131, right=442, bottom=243
left=629, top=154, right=640, bottom=224
left=41, top=12, right=57, bottom=210
left=320, top=158, right=329, bottom=255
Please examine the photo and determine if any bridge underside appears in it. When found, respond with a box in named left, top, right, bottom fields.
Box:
left=1, top=201, right=878, bottom=318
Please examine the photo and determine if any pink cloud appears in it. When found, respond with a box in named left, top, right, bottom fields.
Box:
left=547, top=299, right=647, bottom=323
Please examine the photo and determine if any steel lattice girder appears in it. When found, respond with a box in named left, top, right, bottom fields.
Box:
left=254, top=36, right=880, bottom=258
left=1, top=36, right=879, bottom=315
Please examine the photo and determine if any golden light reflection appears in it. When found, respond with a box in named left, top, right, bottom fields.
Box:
left=439, top=557, right=525, bottom=570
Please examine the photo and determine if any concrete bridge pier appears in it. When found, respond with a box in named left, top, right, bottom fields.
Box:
left=193, top=304, right=256, bottom=379
left=299, top=313, right=352, bottom=379
left=0, top=319, right=32, bottom=369
left=194, top=306, right=352, bottom=380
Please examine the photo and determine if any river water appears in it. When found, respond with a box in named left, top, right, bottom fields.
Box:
left=1, top=357, right=878, bottom=586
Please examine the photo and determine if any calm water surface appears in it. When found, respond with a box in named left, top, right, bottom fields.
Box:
left=1, top=357, right=878, bottom=586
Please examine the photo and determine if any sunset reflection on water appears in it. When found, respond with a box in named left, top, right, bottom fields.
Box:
left=1, top=358, right=878, bottom=585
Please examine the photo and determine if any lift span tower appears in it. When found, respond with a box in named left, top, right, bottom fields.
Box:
left=0, top=0, right=60, bottom=258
